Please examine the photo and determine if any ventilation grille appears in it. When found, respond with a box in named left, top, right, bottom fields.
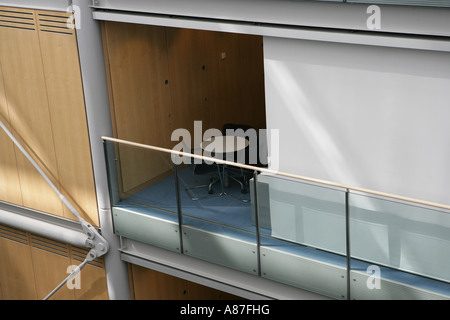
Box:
left=0, top=224, right=29, bottom=245
left=71, top=246, right=105, bottom=269
left=30, top=234, right=70, bottom=258
left=37, top=11, right=74, bottom=35
left=0, top=7, right=36, bottom=31
left=0, top=224, right=105, bottom=269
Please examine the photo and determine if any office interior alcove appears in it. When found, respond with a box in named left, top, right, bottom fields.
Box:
left=101, top=21, right=268, bottom=278
left=101, top=21, right=266, bottom=194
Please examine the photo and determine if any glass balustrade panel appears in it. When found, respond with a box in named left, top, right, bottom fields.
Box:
left=349, top=192, right=450, bottom=299
left=255, top=173, right=348, bottom=299
left=176, top=154, right=259, bottom=275
left=104, top=141, right=182, bottom=252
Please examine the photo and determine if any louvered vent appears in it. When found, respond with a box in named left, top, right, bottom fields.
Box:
left=37, top=11, right=74, bottom=35
left=0, top=224, right=29, bottom=245
left=0, top=7, right=36, bottom=31
left=30, top=234, right=70, bottom=258
left=71, top=246, right=105, bottom=269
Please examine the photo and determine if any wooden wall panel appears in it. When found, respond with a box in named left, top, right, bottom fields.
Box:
left=0, top=58, right=23, bottom=205
left=205, top=33, right=266, bottom=131
left=205, top=31, right=244, bottom=130
left=30, top=234, right=76, bottom=300
left=0, top=225, right=37, bottom=300
left=129, top=264, right=241, bottom=300
left=37, top=10, right=98, bottom=225
left=70, top=246, right=109, bottom=300
left=0, top=10, right=62, bottom=215
left=0, top=10, right=64, bottom=216
left=0, top=224, right=109, bottom=300
left=103, top=22, right=172, bottom=147
left=165, top=27, right=209, bottom=144
left=29, top=235, right=110, bottom=300
left=165, top=28, right=266, bottom=138
left=102, top=22, right=173, bottom=192
left=130, top=263, right=187, bottom=300
left=0, top=7, right=99, bottom=226
left=237, top=34, right=266, bottom=129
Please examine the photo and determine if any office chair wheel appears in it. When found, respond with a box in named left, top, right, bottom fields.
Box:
left=208, top=188, right=214, bottom=194
left=241, top=189, right=248, bottom=194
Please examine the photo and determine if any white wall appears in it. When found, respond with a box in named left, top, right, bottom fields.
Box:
left=264, top=36, right=450, bottom=206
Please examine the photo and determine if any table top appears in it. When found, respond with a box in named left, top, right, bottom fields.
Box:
left=201, top=135, right=249, bottom=154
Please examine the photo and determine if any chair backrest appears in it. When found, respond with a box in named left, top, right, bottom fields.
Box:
left=222, top=123, right=266, bottom=167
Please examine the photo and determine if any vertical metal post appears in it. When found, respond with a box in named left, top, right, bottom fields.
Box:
left=253, top=170, right=262, bottom=277
left=102, top=140, right=120, bottom=206
left=345, top=188, right=351, bottom=300
left=174, top=164, right=184, bottom=254
left=74, top=0, right=130, bottom=299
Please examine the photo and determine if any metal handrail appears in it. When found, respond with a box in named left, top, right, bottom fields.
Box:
left=102, top=136, right=450, bottom=212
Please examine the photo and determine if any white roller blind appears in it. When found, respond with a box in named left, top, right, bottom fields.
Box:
left=264, top=36, right=450, bottom=206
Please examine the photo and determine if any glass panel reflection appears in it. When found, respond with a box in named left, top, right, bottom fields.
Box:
left=104, top=141, right=181, bottom=252
left=255, top=173, right=348, bottom=299
left=349, top=192, right=450, bottom=299
left=177, top=161, right=259, bottom=274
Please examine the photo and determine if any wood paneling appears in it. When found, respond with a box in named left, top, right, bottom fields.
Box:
left=129, top=264, right=241, bottom=300
left=30, top=234, right=75, bottom=300
left=103, top=22, right=174, bottom=192
left=0, top=224, right=109, bottom=300
left=37, top=10, right=98, bottom=225
left=70, top=246, right=109, bottom=300
left=205, top=31, right=244, bottom=130
left=0, top=8, right=64, bottom=216
left=0, top=225, right=37, bottom=299
left=166, top=27, right=209, bottom=141
left=103, top=22, right=172, bottom=146
left=237, top=34, right=266, bottom=129
left=0, top=7, right=99, bottom=225
left=0, top=57, right=23, bottom=205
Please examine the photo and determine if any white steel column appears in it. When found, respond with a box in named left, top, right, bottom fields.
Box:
left=72, top=0, right=130, bottom=300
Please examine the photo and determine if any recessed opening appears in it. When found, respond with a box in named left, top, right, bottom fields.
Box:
left=102, top=21, right=267, bottom=194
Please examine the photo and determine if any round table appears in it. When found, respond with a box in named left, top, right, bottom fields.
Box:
left=200, top=135, right=249, bottom=156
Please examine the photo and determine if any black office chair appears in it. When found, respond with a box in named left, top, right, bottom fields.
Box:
left=180, top=140, right=222, bottom=200
left=221, top=123, right=261, bottom=194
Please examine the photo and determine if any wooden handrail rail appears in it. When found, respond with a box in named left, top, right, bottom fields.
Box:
left=102, top=136, right=450, bottom=212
